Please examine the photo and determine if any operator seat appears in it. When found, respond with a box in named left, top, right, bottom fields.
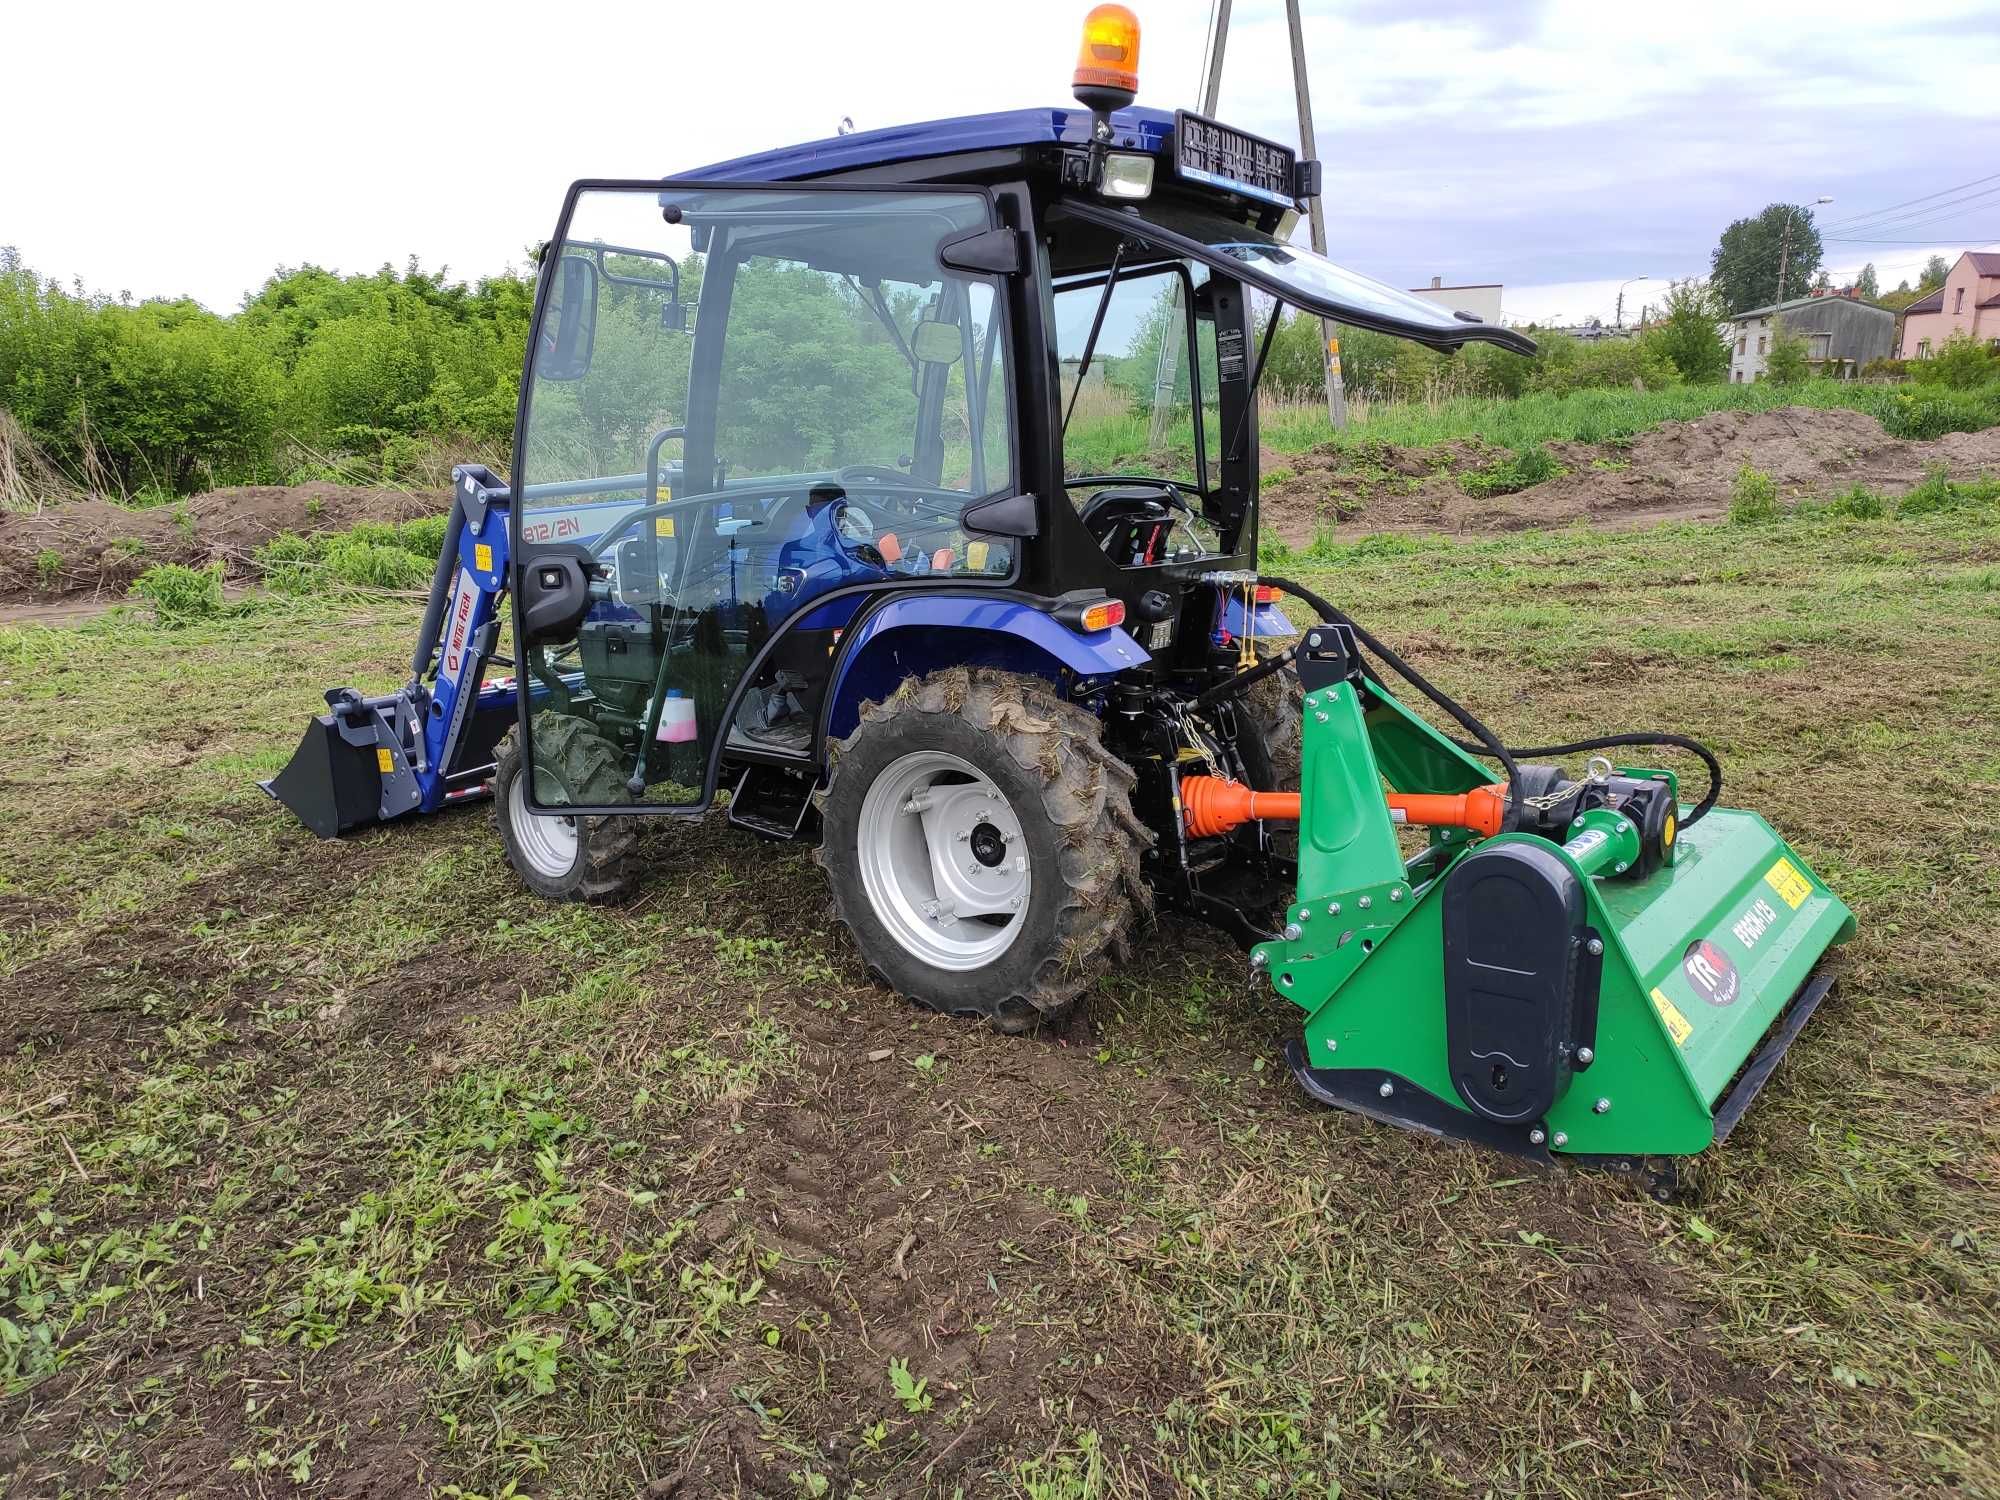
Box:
left=1080, top=484, right=1179, bottom=568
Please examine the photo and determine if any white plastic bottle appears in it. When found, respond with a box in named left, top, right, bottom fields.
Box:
left=656, top=689, right=698, bottom=744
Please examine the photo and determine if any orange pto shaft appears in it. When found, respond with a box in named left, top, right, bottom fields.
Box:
left=1387, top=784, right=1508, bottom=838
left=1180, top=776, right=1509, bottom=839
left=1180, top=776, right=1300, bottom=837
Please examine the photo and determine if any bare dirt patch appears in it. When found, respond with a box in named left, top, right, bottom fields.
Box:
left=1261, top=405, right=2000, bottom=543
left=0, top=482, right=444, bottom=603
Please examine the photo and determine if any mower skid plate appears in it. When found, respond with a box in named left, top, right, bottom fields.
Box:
left=1590, top=805, right=1855, bottom=1113
left=1710, top=968, right=1834, bottom=1144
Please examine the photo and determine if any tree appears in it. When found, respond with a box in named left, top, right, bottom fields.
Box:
left=1918, top=255, right=1951, bottom=292
left=1644, top=280, right=1730, bottom=384
left=1709, top=203, right=1826, bottom=314
left=1856, top=263, right=1879, bottom=300
left=1763, top=319, right=1812, bottom=385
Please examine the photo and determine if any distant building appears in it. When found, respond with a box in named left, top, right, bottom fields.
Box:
left=1408, top=275, right=1503, bottom=325
left=1721, top=289, right=1894, bottom=382
left=1898, top=251, right=2000, bottom=358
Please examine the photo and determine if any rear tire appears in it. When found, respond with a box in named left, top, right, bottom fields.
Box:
left=494, top=712, right=642, bottom=904
left=817, top=668, right=1152, bottom=1032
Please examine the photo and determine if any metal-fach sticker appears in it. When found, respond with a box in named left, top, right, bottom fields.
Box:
left=1683, top=938, right=1741, bottom=1006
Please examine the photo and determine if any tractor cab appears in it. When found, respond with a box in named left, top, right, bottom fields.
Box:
left=502, top=34, right=1529, bottom=837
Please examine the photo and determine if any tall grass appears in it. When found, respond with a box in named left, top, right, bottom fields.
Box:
left=1062, top=378, right=2000, bottom=465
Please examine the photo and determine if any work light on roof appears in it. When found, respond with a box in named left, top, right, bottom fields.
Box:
left=1073, top=4, right=1141, bottom=114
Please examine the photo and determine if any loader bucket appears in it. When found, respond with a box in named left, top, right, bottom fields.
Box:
left=262, top=709, right=399, bottom=839
left=1256, top=630, right=1856, bottom=1164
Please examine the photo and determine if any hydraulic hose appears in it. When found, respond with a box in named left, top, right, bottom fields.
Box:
left=1262, top=576, right=1522, bottom=824
left=1254, top=576, right=1722, bottom=830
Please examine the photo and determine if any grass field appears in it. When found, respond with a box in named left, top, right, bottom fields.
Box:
left=1061, top=378, right=2000, bottom=480
left=2, top=500, right=1998, bottom=1497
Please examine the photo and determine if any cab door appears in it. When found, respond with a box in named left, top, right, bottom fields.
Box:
left=511, top=181, right=1020, bottom=818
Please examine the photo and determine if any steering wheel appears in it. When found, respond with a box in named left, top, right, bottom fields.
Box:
left=837, top=462, right=919, bottom=489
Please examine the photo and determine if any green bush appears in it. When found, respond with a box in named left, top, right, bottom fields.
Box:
left=1911, top=330, right=2000, bottom=391
left=129, top=561, right=224, bottom=625
left=1462, top=443, right=1565, bottom=497
left=1824, top=484, right=1885, bottom=520
left=1730, top=464, right=1780, bottom=523
left=1764, top=321, right=1812, bottom=386
left=0, top=249, right=530, bottom=498
left=1892, top=462, right=2000, bottom=516
left=1529, top=336, right=1681, bottom=397
left=1870, top=388, right=2000, bottom=440
left=253, top=519, right=443, bottom=593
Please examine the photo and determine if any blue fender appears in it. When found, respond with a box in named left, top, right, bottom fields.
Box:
left=824, top=594, right=1149, bottom=741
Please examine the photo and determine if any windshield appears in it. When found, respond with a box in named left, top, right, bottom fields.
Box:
left=1061, top=197, right=1535, bottom=354
left=519, top=186, right=1013, bottom=516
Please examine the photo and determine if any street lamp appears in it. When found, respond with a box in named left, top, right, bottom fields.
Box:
left=1616, top=275, right=1650, bottom=330
left=1776, top=196, right=1833, bottom=306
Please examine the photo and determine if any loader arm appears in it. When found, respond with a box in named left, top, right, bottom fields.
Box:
left=260, top=465, right=521, bottom=837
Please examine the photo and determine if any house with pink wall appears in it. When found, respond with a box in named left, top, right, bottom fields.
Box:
left=1898, top=251, right=2000, bottom=357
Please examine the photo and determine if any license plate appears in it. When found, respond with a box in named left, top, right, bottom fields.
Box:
left=1174, top=111, right=1298, bottom=208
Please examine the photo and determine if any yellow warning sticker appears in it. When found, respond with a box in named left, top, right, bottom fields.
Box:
left=474, top=542, right=492, bottom=572
left=656, top=517, right=675, bottom=538
left=1764, top=856, right=1813, bottom=910
left=376, top=747, right=395, bottom=775
left=655, top=486, right=672, bottom=502
left=1651, top=986, right=1693, bottom=1047
left=966, top=540, right=988, bottom=570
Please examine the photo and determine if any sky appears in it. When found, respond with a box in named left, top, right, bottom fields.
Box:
left=5, top=0, right=2000, bottom=327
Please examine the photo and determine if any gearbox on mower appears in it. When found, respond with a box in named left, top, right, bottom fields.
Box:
left=264, top=5, right=1851, bottom=1176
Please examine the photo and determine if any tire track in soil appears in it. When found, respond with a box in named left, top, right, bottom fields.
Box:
left=654, top=1004, right=1123, bottom=1495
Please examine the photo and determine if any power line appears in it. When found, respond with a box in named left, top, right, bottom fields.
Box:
left=1825, top=235, right=2000, bottom=244
left=1825, top=184, right=2000, bottom=239
left=1818, top=171, right=2000, bottom=231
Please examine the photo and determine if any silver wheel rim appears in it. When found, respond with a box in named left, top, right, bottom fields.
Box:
left=856, top=749, right=1031, bottom=971
left=510, top=772, right=579, bottom=879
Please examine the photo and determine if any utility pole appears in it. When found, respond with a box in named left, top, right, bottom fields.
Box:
left=1615, top=275, right=1648, bottom=330
left=1148, top=0, right=1232, bottom=446
left=1775, top=196, right=1832, bottom=308
left=1286, top=0, right=1347, bottom=430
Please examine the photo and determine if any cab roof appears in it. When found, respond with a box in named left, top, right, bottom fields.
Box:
left=680, top=106, right=1176, bottom=184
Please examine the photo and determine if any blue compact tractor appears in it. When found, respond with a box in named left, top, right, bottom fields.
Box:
left=266, top=9, right=1849, bottom=1179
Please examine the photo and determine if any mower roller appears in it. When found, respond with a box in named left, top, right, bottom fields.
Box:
left=262, top=4, right=1852, bottom=1175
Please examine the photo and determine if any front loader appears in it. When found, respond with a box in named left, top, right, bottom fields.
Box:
left=262, top=4, right=1852, bottom=1177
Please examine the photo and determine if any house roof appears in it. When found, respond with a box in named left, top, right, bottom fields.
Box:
left=1965, top=251, right=2000, bottom=276
left=1731, top=293, right=1890, bottom=321
left=1979, top=294, right=2000, bottom=310
left=1904, top=288, right=1946, bottom=315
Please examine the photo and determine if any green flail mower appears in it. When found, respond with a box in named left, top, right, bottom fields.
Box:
left=1181, top=612, right=1853, bottom=1193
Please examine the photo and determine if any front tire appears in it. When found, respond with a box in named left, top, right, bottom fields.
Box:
left=818, top=669, right=1151, bottom=1032
left=494, top=712, right=642, bottom=904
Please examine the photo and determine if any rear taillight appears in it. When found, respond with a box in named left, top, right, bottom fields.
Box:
left=1254, top=584, right=1282, bottom=604
left=1079, top=598, right=1126, bottom=632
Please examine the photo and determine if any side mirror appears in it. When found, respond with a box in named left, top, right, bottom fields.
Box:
left=911, top=320, right=962, bottom=366
left=540, top=255, right=599, bottom=382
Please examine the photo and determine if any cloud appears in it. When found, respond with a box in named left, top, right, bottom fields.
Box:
left=2, top=0, right=1995, bottom=330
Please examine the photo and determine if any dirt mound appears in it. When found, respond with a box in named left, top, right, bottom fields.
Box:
left=1261, top=404, right=2000, bottom=543
left=0, top=482, right=445, bottom=602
